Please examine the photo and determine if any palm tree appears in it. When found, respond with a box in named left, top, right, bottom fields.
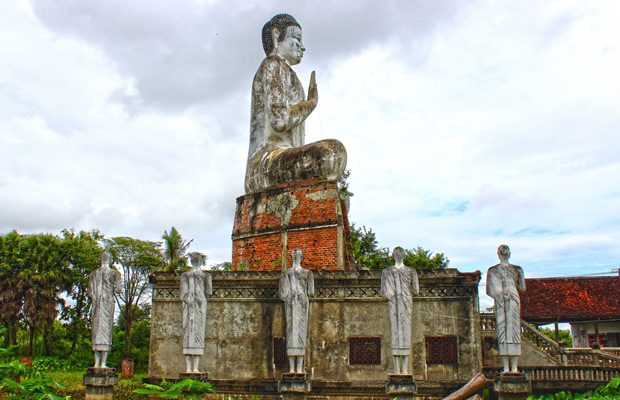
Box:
left=161, top=227, right=193, bottom=273
left=0, top=231, right=27, bottom=348
left=20, top=234, right=72, bottom=356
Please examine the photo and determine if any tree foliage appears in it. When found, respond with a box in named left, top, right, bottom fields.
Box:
left=349, top=225, right=391, bottom=270
left=349, top=224, right=449, bottom=270
left=161, top=226, right=193, bottom=273
left=404, top=247, right=449, bottom=270
left=60, top=230, right=103, bottom=351
left=0, top=229, right=165, bottom=370
left=105, top=236, right=163, bottom=358
left=338, top=169, right=354, bottom=203
left=538, top=327, right=573, bottom=347
left=0, top=231, right=27, bottom=348
left=20, top=234, right=72, bottom=356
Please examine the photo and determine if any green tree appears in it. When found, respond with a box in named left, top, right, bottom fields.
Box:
left=539, top=327, right=573, bottom=347
left=404, top=247, right=449, bottom=270
left=161, top=227, right=193, bottom=273
left=349, top=225, right=449, bottom=270
left=338, top=169, right=354, bottom=202
left=111, top=303, right=151, bottom=370
left=0, top=231, right=26, bottom=348
left=349, top=225, right=391, bottom=269
left=60, top=229, right=103, bottom=352
left=212, top=261, right=233, bottom=271
left=20, top=233, right=72, bottom=356
left=106, top=236, right=163, bottom=358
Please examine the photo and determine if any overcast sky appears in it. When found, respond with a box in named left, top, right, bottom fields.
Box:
left=2, top=0, right=619, bottom=308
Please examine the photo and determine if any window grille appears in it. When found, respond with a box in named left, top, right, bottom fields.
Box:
left=588, top=334, right=608, bottom=347
left=349, top=337, right=381, bottom=365
left=273, top=337, right=287, bottom=365
left=425, top=336, right=458, bottom=364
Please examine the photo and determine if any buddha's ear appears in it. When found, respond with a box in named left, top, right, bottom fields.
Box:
left=271, top=27, right=280, bottom=54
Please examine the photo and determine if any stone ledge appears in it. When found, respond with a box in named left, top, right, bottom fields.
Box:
left=151, top=269, right=481, bottom=285
left=386, top=374, right=416, bottom=395
left=82, top=368, right=118, bottom=387
left=279, top=373, right=311, bottom=393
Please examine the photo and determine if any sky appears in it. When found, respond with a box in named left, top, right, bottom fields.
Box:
left=1, top=1, right=620, bottom=309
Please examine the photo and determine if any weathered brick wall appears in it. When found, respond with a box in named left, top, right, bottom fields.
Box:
left=232, top=180, right=349, bottom=270
left=286, top=226, right=339, bottom=270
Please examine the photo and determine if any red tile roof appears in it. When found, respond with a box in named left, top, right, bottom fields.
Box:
left=519, top=276, right=620, bottom=323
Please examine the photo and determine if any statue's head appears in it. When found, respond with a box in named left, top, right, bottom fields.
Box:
left=497, top=244, right=511, bottom=261
left=190, top=252, right=206, bottom=268
left=393, top=246, right=405, bottom=265
left=291, top=248, right=303, bottom=266
left=262, top=14, right=304, bottom=65
left=101, top=250, right=112, bottom=267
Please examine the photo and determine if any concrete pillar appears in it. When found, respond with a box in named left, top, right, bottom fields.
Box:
left=82, top=368, right=118, bottom=400
left=493, top=373, right=532, bottom=400
left=386, top=374, right=417, bottom=400
left=279, top=372, right=310, bottom=400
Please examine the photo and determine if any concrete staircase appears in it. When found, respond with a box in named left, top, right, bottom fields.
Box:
left=480, top=312, right=620, bottom=368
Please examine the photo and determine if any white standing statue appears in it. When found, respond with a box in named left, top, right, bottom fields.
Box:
left=380, top=247, right=419, bottom=375
left=89, top=250, right=122, bottom=368
left=486, top=244, right=526, bottom=374
left=179, top=252, right=213, bottom=374
left=279, top=249, right=315, bottom=373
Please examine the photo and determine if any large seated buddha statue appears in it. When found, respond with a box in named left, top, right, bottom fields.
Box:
left=244, top=14, right=347, bottom=193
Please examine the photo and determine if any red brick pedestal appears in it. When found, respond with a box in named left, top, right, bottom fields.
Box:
left=232, top=180, right=351, bottom=271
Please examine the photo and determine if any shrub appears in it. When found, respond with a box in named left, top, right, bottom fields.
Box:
left=133, top=378, right=215, bottom=399
left=528, top=377, right=620, bottom=400
left=32, top=357, right=75, bottom=372
left=0, top=374, right=69, bottom=400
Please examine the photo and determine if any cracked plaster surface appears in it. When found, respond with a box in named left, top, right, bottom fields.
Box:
left=256, top=192, right=299, bottom=225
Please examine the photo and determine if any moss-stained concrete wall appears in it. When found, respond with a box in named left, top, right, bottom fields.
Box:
left=148, top=269, right=481, bottom=387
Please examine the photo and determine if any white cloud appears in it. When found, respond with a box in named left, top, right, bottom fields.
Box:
left=1, top=0, right=619, bottom=284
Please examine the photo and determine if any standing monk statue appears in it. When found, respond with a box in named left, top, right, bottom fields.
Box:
left=179, top=252, right=213, bottom=373
left=381, top=247, right=419, bottom=375
left=486, top=244, right=526, bottom=374
left=89, top=250, right=122, bottom=368
left=245, top=13, right=347, bottom=193
left=279, top=249, right=314, bottom=373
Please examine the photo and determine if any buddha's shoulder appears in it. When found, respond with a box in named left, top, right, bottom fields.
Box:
left=257, top=55, right=290, bottom=73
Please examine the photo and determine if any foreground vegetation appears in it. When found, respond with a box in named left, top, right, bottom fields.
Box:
left=0, top=227, right=192, bottom=371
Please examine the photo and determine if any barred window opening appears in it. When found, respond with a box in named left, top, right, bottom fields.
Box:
left=425, top=336, right=458, bottom=364
left=273, top=337, right=287, bottom=365
left=349, top=337, right=381, bottom=365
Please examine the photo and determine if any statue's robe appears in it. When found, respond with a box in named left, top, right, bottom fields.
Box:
left=245, top=55, right=346, bottom=193
left=89, top=267, right=121, bottom=351
left=380, top=266, right=419, bottom=356
left=279, top=267, right=314, bottom=356
left=486, top=263, right=526, bottom=356
left=179, top=268, right=213, bottom=355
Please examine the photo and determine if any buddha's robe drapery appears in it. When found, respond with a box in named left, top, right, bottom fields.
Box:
left=279, top=267, right=314, bottom=356
left=381, top=266, right=419, bottom=355
left=180, top=268, right=213, bottom=355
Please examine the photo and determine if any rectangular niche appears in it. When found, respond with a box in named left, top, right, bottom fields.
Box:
left=349, top=337, right=381, bottom=365
left=425, top=336, right=458, bottom=365
left=273, top=337, right=287, bottom=365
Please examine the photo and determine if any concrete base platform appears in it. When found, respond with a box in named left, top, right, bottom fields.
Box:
left=83, top=368, right=118, bottom=400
